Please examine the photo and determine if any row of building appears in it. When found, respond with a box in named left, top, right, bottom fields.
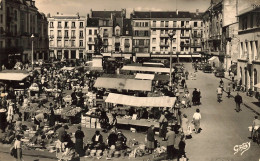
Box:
left=0, top=0, right=48, bottom=66
left=47, top=9, right=204, bottom=62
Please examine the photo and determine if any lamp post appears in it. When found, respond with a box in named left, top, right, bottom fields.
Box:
left=168, top=30, right=176, bottom=88
left=31, top=34, right=34, bottom=70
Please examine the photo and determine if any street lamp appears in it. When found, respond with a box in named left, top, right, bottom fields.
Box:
left=168, top=30, right=176, bottom=88
left=31, top=34, right=34, bottom=70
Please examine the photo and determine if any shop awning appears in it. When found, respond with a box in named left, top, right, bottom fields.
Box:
left=94, top=77, right=152, bottom=91
left=61, top=67, right=75, bottom=71
left=154, top=74, right=170, bottom=81
left=208, top=56, right=218, bottom=61
left=0, top=73, right=29, bottom=81
left=135, top=73, right=155, bottom=80
left=254, top=83, right=260, bottom=88
left=121, top=66, right=173, bottom=73
left=105, top=93, right=176, bottom=107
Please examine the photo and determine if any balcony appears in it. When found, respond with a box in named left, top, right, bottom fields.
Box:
left=79, top=26, right=84, bottom=28
left=64, top=26, right=69, bottom=28
left=151, top=25, right=181, bottom=29
left=88, top=41, right=95, bottom=45
left=192, top=34, right=202, bottom=38
left=160, top=33, right=168, bottom=37
left=160, top=42, right=169, bottom=47
left=180, top=34, right=190, bottom=38
left=190, top=43, right=201, bottom=47
left=57, top=26, right=62, bottom=28
left=103, top=33, right=109, bottom=37
left=57, top=36, right=62, bottom=39
left=49, top=26, right=54, bottom=28
left=64, top=36, right=69, bottom=39
left=125, top=42, right=130, bottom=47
left=71, top=36, right=76, bottom=39
left=180, top=42, right=190, bottom=47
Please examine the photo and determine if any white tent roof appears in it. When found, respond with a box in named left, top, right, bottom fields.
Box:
left=135, top=73, right=155, bottom=80
left=254, top=83, right=260, bottom=88
left=208, top=56, right=218, bottom=61
left=105, top=93, right=176, bottom=107
left=94, top=77, right=152, bottom=91
left=0, top=73, right=29, bottom=81
left=61, top=67, right=75, bottom=71
left=121, top=66, right=173, bottom=73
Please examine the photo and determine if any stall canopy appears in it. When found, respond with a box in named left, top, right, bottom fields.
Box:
left=0, top=73, right=29, bottom=81
left=208, top=56, right=219, bottom=67
left=254, top=83, right=260, bottom=88
left=94, top=77, right=152, bottom=91
left=105, top=93, right=176, bottom=107
left=135, top=73, right=155, bottom=80
left=61, top=67, right=75, bottom=71
left=121, top=66, right=173, bottom=73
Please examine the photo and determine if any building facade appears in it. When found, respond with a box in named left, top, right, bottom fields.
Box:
left=131, top=11, right=203, bottom=62
left=0, top=0, right=48, bottom=67
left=48, top=13, right=85, bottom=61
left=201, top=0, right=224, bottom=67
left=237, top=4, right=260, bottom=91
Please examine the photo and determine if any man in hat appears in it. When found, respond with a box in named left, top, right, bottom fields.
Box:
left=165, top=126, right=176, bottom=160
left=234, top=93, right=243, bottom=112
left=75, top=126, right=85, bottom=156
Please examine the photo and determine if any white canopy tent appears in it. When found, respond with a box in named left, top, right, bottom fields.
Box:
left=254, top=83, right=260, bottom=88
left=105, top=93, right=176, bottom=108
left=121, top=66, right=173, bottom=73
left=135, top=73, right=155, bottom=80
left=208, top=56, right=219, bottom=67
left=0, top=73, right=29, bottom=81
left=61, top=67, right=75, bottom=71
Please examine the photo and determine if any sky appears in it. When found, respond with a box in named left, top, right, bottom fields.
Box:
left=35, top=0, right=211, bottom=17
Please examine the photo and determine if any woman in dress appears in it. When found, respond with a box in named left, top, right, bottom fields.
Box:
left=192, top=109, right=202, bottom=134
left=181, top=114, right=189, bottom=137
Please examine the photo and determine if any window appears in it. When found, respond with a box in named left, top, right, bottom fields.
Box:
left=145, top=22, right=149, bottom=27
left=194, top=22, right=197, bottom=27
left=0, top=14, right=2, bottom=23
left=79, top=30, right=83, bottom=37
left=89, top=37, right=92, bottom=42
left=126, top=31, right=129, bottom=35
left=50, top=22, right=53, bottom=28
left=125, top=39, right=129, bottom=44
left=116, top=29, right=120, bottom=36
left=144, top=48, right=148, bottom=53
left=71, top=50, right=76, bottom=59
left=152, top=38, right=156, bottom=44
left=65, top=22, right=68, bottom=28
left=144, top=31, right=149, bottom=36
left=71, top=40, right=75, bottom=46
left=49, top=40, right=54, bottom=46
left=160, top=21, right=164, bottom=27
left=152, top=47, right=156, bottom=52
left=153, top=21, right=156, bottom=27
left=160, top=47, right=163, bottom=52
left=173, top=38, right=176, bottom=43
left=64, top=40, right=69, bottom=46
left=165, top=21, right=169, bottom=27
left=186, top=21, right=189, bottom=26
left=80, top=40, right=83, bottom=47
left=152, top=30, right=156, bottom=35
left=134, top=47, right=139, bottom=53
left=57, top=40, right=62, bottom=47
left=94, top=30, right=98, bottom=35
left=50, top=30, right=54, bottom=36
left=58, top=22, right=62, bottom=28
left=89, top=45, right=92, bottom=50
left=64, top=30, right=69, bottom=37
left=181, top=21, right=184, bottom=27
left=71, top=30, right=75, bottom=37
left=89, top=29, right=92, bottom=35
left=72, top=22, right=75, bottom=28
left=173, top=21, right=177, bottom=27
left=57, top=50, right=62, bottom=60
left=80, top=22, right=84, bottom=28
left=135, top=31, right=139, bottom=36
left=125, top=47, right=129, bottom=52
left=58, top=30, right=62, bottom=37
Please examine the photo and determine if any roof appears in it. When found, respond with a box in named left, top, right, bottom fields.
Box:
left=131, top=11, right=194, bottom=19
left=92, top=11, right=123, bottom=18
left=52, top=15, right=85, bottom=19
left=121, top=66, right=173, bottom=73
left=101, top=74, right=135, bottom=79
left=190, top=12, right=204, bottom=20
left=0, top=73, right=29, bottom=81
left=123, top=18, right=133, bottom=36
left=94, top=77, right=152, bottom=91
left=135, top=73, right=155, bottom=80
left=105, top=93, right=176, bottom=107
left=87, top=18, right=99, bottom=27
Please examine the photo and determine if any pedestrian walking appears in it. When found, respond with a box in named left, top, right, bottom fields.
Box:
left=192, top=109, right=201, bottom=134
left=165, top=126, right=176, bottom=160
left=234, top=93, right=243, bottom=112
left=178, top=135, right=186, bottom=160
left=159, top=112, right=168, bottom=140
left=75, top=126, right=85, bottom=157
left=146, top=125, right=155, bottom=154
left=226, top=83, right=231, bottom=98
left=13, top=135, right=23, bottom=161
left=185, top=70, right=189, bottom=80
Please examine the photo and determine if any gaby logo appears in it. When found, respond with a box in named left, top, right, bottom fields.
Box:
left=233, top=142, right=250, bottom=156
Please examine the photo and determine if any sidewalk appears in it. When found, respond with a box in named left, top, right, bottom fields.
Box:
left=224, top=72, right=260, bottom=115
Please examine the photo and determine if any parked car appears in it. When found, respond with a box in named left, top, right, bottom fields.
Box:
left=203, top=64, right=212, bottom=73
left=214, top=67, right=225, bottom=77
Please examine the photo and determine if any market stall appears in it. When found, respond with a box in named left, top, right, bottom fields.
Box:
left=121, top=66, right=173, bottom=74
left=60, top=67, right=75, bottom=71
left=94, top=78, right=152, bottom=91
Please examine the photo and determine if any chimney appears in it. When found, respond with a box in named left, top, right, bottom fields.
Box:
left=47, top=13, right=51, bottom=18
left=176, top=9, right=179, bottom=15
left=90, top=9, right=92, bottom=18
left=196, top=9, right=199, bottom=15
left=87, top=14, right=90, bottom=18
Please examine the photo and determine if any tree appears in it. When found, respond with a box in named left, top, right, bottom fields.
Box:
left=94, top=34, right=103, bottom=55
